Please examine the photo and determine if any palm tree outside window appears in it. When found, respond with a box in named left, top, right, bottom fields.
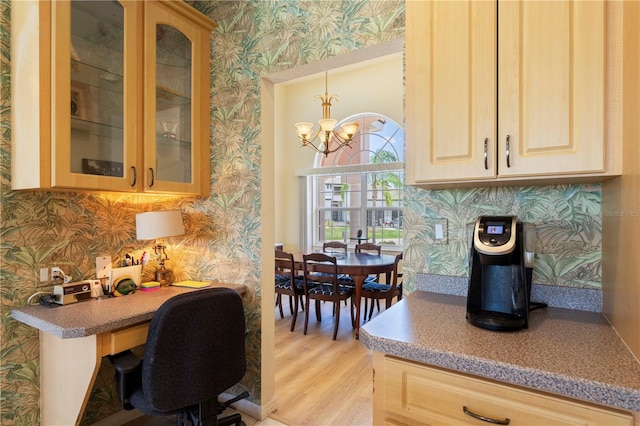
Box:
left=306, top=113, right=404, bottom=251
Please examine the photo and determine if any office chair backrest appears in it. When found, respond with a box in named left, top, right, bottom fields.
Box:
left=142, top=288, right=246, bottom=413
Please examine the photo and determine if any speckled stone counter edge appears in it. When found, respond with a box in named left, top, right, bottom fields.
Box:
left=10, top=308, right=156, bottom=339
left=362, top=329, right=640, bottom=412
left=415, top=273, right=602, bottom=312
left=360, top=290, right=640, bottom=413
left=11, top=283, right=247, bottom=339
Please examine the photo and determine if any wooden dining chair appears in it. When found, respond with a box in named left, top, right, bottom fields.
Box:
left=275, top=250, right=306, bottom=332
left=361, top=252, right=403, bottom=322
left=355, top=242, right=381, bottom=254
left=353, top=243, right=384, bottom=310
left=352, top=242, right=383, bottom=282
left=322, top=241, right=352, bottom=289
left=322, top=241, right=347, bottom=253
left=302, top=253, right=355, bottom=340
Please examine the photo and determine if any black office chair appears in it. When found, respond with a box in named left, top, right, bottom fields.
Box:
left=108, top=288, right=248, bottom=426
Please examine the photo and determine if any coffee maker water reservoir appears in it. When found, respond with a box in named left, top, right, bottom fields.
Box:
left=466, top=216, right=536, bottom=331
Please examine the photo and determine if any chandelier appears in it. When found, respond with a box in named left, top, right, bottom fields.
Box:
left=295, top=72, right=359, bottom=157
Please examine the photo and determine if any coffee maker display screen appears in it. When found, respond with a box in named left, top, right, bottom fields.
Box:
left=486, top=223, right=505, bottom=235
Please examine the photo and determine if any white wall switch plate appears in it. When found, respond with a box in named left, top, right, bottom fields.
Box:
left=39, top=267, right=49, bottom=282
left=96, top=256, right=112, bottom=279
left=432, top=219, right=448, bottom=243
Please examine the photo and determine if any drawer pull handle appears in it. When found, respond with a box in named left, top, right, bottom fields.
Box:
left=149, top=168, right=155, bottom=187
left=505, top=135, right=511, bottom=168
left=483, top=138, right=489, bottom=170
left=463, top=406, right=510, bottom=425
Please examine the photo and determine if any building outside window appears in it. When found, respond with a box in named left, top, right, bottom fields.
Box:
left=306, top=113, right=404, bottom=250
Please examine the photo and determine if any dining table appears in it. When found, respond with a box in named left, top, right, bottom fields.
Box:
left=290, top=250, right=398, bottom=339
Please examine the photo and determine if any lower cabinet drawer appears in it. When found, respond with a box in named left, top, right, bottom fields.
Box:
left=383, top=357, right=632, bottom=426
left=99, top=322, right=150, bottom=356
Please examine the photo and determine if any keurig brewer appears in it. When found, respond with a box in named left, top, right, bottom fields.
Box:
left=466, top=216, right=535, bottom=331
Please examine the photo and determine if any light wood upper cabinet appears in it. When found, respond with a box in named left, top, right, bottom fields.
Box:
left=11, top=0, right=216, bottom=195
left=405, top=1, right=497, bottom=183
left=142, top=1, right=214, bottom=195
left=406, top=0, right=621, bottom=188
left=497, top=1, right=605, bottom=178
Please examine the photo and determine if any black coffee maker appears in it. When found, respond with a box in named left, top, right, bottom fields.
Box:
left=466, top=216, right=535, bottom=331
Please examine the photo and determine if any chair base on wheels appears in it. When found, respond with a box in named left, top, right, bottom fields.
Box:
left=110, top=350, right=250, bottom=426
left=176, top=391, right=250, bottom=426
left=175, top=400, right=237, bottom=426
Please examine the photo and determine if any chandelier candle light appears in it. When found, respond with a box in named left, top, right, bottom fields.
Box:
left=135, top=210, right=185, bottom=286
left=295, top=71, right=359, bottom=157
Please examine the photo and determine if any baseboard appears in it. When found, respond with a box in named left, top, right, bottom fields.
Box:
left=220, top=392, right=264, bottom=421
left=259, top=394, right=279, bottom=419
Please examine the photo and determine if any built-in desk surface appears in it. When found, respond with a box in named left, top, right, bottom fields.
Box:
left=12, top=283, right=247, bottom=339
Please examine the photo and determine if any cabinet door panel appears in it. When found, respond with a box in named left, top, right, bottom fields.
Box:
left=406, top=1, right=497, bottom=184
left=143, top=2, right=211, bottom=195
left=498, top=0, right=605, bottom=177
left=51, top=0, right=139, bottom=191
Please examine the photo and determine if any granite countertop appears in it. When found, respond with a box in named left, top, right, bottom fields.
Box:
left=11, top=283, right=247, bottom=339
left=360, top=291, right=640, bottom=413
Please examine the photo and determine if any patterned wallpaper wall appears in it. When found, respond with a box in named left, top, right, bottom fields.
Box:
left=402, top=184, right=602, bottom=292
left=0, top=1, right=602, bottom=425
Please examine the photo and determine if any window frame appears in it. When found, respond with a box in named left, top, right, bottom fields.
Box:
left=302, top=113, right=404, bottom=252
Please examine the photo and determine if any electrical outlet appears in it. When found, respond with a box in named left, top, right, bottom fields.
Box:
left=51, top=267, right=64, bottom=280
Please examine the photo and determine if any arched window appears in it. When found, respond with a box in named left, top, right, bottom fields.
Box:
left=305, top=113, right=404, bottom=250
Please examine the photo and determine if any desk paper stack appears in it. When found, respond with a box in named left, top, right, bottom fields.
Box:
left=140, top=281, right=161, bottom=291
left=172, top=281, right=211, bottom=288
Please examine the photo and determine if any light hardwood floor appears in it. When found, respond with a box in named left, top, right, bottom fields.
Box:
left=269, top=298, right=374, bottom=426
left=115, top=299, right=376, bottom=426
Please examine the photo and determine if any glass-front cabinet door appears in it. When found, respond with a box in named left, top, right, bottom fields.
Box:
left=143, top=2, right=213, bottom=195
left=52, top=0, right=140, bottom=192
left=11, top=1, right=214, bottom=194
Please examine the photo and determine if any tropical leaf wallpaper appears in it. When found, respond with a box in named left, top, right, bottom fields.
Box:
left=402, top=184, right=602, bottom=292
left=0, top=0, right=602, bottom=425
